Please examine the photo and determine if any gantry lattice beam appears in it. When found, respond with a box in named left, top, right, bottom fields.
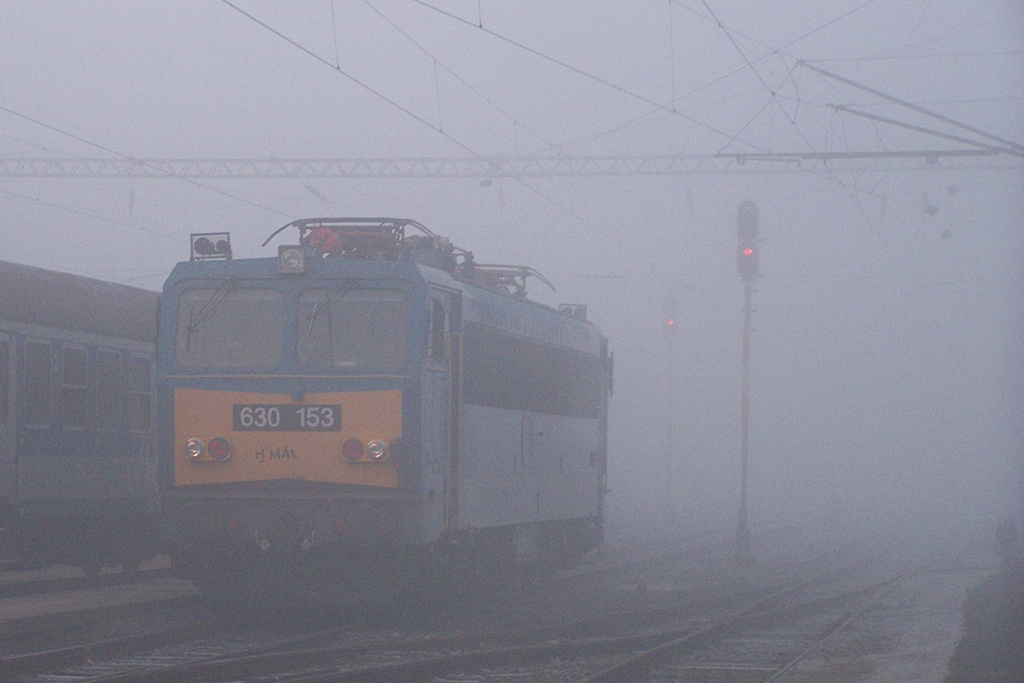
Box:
left=0, top=150, right=1018, bottom=179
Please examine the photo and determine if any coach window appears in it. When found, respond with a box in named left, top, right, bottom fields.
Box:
left=128, top=357, right=152, bottom=433
left=61, top=346, right=89, bottom=429
left=0, top=340, right=8, bottom=424
left=24, top=340, right=51, bottom=426
left=95, top=350, right=121, bottom=430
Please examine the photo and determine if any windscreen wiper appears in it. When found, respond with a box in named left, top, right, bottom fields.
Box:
left=304, top=280, right=356, bottom=336
left=185, top=276, right=237, bottom=350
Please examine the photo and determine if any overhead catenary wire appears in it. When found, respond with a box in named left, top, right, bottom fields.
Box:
left=329, top=0, right=341, bottom=69
left=827, top=104, right=1020, bottom=156
left=361, top=0, right=556, bottom=150
left=217, top=0, right=672, bottom=286
left=668, top=0, right=677, bottom=112
left=0, top=103, right=293, bottom=220
left=657, top=1, right=1021, bottom=215
left=0, top=185, right=175, bottom=241
left=671, top=1, right=928, bottom=223
left=0, top=132, right=78, bottom=159
left=668, top=1, right=883, bottom=233
left=800, top=61, right=1024, bottom=155
left=219, top=0, right=465, bottom=156
left=0, top=132, right=180, bottom=246
left=807, top=50, right=1024, bottom=63
left=667, top=0, right=878, bottom=87
left=699, top=1, right=816, bottom=155
left=408, top=0, right=752, bottom=150
left=547, top=0, right=878, bottom=157
left=768, top=0, right=880, bottom=54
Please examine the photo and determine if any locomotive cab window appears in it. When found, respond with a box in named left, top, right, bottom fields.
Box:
left=175, top=287, right=284, bottom=369
left=297, top=289, right=407, bottom=372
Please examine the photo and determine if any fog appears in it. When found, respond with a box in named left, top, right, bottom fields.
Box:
left=2, top=2, right=1021, bottom=548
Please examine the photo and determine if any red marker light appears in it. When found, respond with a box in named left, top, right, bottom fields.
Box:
left=342, top=438, right=365, bottom=462
left=207, top=437, right=231, bottom=461
left=742, top=247, right=754, bottom=256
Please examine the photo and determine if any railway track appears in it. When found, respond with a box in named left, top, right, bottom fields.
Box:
left=6, top=534, right=982, bottom=683
left=6, top=553, right=876, bottom=683
left=0, top=544, right=740, bottom=681
left=582, top=575, right=899, bottom=682
left=0, top=566, right=172, bottom=600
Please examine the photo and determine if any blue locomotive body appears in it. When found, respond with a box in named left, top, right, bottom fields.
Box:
left=157, top=219, right=609, bottom=602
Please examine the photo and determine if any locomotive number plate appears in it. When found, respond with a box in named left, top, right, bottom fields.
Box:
left=232, top=404, right=341, bottom=431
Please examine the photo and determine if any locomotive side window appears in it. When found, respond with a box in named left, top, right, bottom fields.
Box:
left=61, top=346, right=89, bottom=429
left=0, top=340, right=8, bottom=424
left=462, top=323, right=602, bottom=418
left=95, top=350, right=121, bottom=430
left=175, top=288, right=283, bottom=369
left=128, top=357, right=152, bottom=433
left=297, top=289, right=406, bottom=372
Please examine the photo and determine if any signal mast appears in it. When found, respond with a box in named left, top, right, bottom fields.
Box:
left=735, top=201, right=759, bottom=557
left=663, top=289, right=678, bottom=534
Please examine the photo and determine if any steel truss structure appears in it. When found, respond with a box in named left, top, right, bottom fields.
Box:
left=0, top=150, right=1019, bottom=179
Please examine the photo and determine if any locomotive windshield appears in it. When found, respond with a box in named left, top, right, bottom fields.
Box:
left=175, top=287, right=284, bottom=368
left=297, top=288, right=406, bottom=372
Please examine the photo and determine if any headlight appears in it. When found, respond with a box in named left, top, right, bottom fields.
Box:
left=278, top=245, right=307, bottom=274
left=367, top=440, right=388, bottom=461
left=185, top=438, right=205, bottom=460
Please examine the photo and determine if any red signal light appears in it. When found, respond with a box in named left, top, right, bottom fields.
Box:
left=737, top=240, right=759, bottom=282
left=663, top=290, right=678, bottom=337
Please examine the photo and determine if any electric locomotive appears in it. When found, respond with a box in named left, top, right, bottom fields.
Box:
left=0, top=260, right=160, bottom=575
left=158, top=219, right=610, bottom=603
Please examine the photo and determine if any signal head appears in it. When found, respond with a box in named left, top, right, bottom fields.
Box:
left=737, top=241, right=759, bottom=282
left=737, top=200, right=759, bottom=242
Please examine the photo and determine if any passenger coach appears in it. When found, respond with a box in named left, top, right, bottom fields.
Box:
left=158, top=219, right=610, bottom=602
left=0, top=260, right=159, bottom=575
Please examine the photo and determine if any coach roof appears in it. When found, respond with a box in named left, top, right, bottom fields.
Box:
left=0, top=260, right=159, bottom=342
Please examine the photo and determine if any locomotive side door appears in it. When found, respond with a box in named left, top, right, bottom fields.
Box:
left=0, top=333, right=13, bottom=501
left=425, top=290, right=462, bottom=532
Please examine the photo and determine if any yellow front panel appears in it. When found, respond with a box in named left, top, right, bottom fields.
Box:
left=174, top=388, right=401, bottom=488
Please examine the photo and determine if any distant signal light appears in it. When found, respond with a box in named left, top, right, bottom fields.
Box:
left=736, top=201, right=759, bottom=282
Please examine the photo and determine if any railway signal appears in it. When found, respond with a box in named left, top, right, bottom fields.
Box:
left=736, top=200, right=759, bottom=282
left=662, top=290, right=678, bottom=534
left=735, top=200, right=759, bottom=559
left=663, top=290, right=678, bottom=338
